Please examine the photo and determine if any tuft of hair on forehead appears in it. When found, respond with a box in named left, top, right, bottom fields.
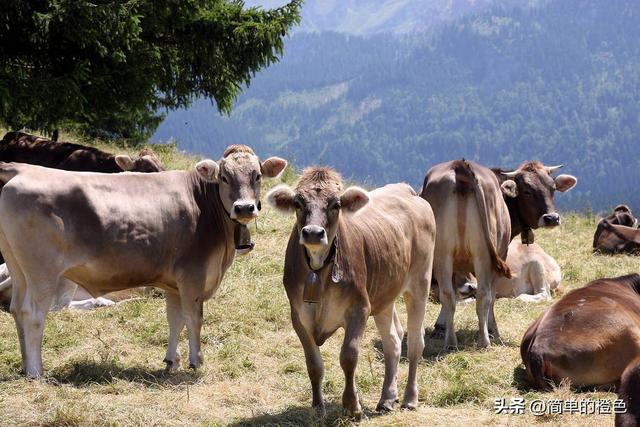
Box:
left=223, top=144, right=255, bottom=158
left=138, top=147, right=159, bottom=158
left=518, top=160, right=545, bottom=173
left=296, top=167, right=343, bottom=192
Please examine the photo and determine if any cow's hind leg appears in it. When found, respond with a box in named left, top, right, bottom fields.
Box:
left=474, top=264, right=497, bottom=348
left=164, top=291, right=185, bottom=371
left=402, top=282, right=428, bottom=410
left=13, top=279, right=53, bottom=378
left=341, top=308, right=368, bottom=419
left=373, top=304, right=401, bottom=412
left=434, top=258, right=457, bottom=348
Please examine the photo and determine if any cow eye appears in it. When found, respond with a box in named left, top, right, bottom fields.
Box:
left=331, top=202, right=341, bottom=210
left=256, top=174, right=262, bottom=182
left=221, top=176, right=229, bottom=184
left=293, top=198, right=303, bottom=209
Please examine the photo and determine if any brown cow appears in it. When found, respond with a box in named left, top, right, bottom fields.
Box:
left=521, top=274, right=640, bottom=413
left=0, top=144, right=286, bottom=377
left=617, top=357, right=640, bottom=427
left=267, top=168, right=436, bottom=418
left=0, top=131, right=164, bottom=173
left=594, top=205, right=640, bottom=254
left=421, top=160, right=576, bottom=348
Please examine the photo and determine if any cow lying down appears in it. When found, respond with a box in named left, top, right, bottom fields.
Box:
left=0, top=264, right=148, bottom=311
left=593, top=205, right=640, bottom=254
left=520, top=274, right=640, bottom=426
left=432, top=240, right=562, bottom=303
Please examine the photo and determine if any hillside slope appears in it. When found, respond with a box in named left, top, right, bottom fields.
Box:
left=154, top=0, right=640, bottom=212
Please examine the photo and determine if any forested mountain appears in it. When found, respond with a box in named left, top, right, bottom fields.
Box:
left=153, top=0, right=640, bottom=212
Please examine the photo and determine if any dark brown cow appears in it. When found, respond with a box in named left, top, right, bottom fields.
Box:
left=522, top=274, right=640, bottom=427
left=421, top=160, right=576, bottom=348
left=593, top=205, right=640, bottom=254
left=267, top=168, right=436, bottom=418
left=0, top=131, right=164, bottom=173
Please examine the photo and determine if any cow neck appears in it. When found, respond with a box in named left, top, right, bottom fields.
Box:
left=192, top=173, right=235, bottom=245
left=304, top=236, right=338, bottom=275
left=504, top=196, right=526, bottom=241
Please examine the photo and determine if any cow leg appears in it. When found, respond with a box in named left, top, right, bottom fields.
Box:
left=403, top=288, right=427, bottom=410
left=474, top=267, right=496, bottom=348
left=373, top=304, right=401, bottom=412
left=434, top=260, right=457, bottom=348
left=291, top=309, right=325, bottom=415
left=179, top=289, right=203, bottom=370
left=341, top=308, right=368, bottom=419
left=164, top=292, right=184, bottom=371
left=13, top=283, right=53, bottom=378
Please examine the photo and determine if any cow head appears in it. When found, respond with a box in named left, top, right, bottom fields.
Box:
left=115, top=148, right=165, bottom=172
left=267, top=167, right=369, bottom=270
left=499, top=162, right=577, bottom=229
left=607, top=205, right=638, bottom=227
left=195, top=144, right=287, bottom=225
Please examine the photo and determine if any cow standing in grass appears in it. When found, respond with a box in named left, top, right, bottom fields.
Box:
left=268, top=168, right=435, bottom=418
left=0, top=144, right=286, bottom=377
left=421, top=160, right=576, bottom=348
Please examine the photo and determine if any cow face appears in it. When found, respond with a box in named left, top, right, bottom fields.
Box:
left=267, top=167, right=369, bottom=269
left=500, top=162, right=577, bottom=229
left=608, top=205, right=638, bottom=227
left=115, top=149, right=165, bottom=173
left=196, top=145, right=287, bottom=225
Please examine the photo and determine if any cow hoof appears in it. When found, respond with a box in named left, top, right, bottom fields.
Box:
left=430, top=324, right=446, bottom=339
left=376, top=398, right=397, bottom=413
left=313, top=403, right=326, bottom=418
left=401, top=401, right=418, bottom=411
left=163, top=358, right=181, bottom=372
left=345, top=409, right=363, bottom=421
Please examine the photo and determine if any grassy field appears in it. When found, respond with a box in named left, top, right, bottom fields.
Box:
left=0, top=130, right=635, bottom=426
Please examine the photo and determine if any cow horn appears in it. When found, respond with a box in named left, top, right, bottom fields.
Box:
left=545, top=164, right=564, bottom=174
left=501, top=171, right=518, bottom=178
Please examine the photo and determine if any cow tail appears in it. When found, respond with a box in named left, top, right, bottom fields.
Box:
left=458, top=161, right=512, bottom=278
left=520, top=316, right=549, bottom=389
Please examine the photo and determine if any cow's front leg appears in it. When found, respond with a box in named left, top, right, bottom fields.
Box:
left=178, top=284, right=204, bottom=369
left=341, top=308, right=368, bottom=419
left=373, top=304, right=401, bottom=412
left=164, top=291, right=185, bottom=371
left=403, top=290, right=427, bottom=410
left=291, top=308, right=326, bottom=416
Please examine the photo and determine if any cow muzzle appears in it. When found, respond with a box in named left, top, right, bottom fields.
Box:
left=231, top=200, right=258, bottom=224
left=300, top=225, right=328, bottom=247
left=539, top=212, right=561, bottom=227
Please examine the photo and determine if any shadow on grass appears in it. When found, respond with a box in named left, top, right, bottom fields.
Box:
left=229, top=402, right=396, bottom=427
left=372, top=327, right=514, bottom=362
left=47, top=360, right=200, bottom=387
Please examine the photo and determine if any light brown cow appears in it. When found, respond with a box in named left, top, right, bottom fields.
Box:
left=0, top=145, right=286, bottom=377
left=421, top=160, right=576, bottom=348
left=267, top=168, right=436, bottom=418
left=521, top=274, right=640, bottom=412
left=431, top=240, right=563, bottom=331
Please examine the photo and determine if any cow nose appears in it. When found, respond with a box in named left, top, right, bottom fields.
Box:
left=542, top=212, right=561, bottom=227
left=233, top=202, right=256, bottom=217
left=301, top=225, right=326, bottom=244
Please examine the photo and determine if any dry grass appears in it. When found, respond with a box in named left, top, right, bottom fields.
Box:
left=0, top=128, right=634, bottom=425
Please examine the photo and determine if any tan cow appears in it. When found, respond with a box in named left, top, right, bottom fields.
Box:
left=267, top=168, right=436, bottom=418
left=421, top=160, right=576, bottom=348
left=432, top=240, right=562, bottom=303
left=521, top=274, right=640, bottom=422
left=593, top=205, right=640, bottom=254
left=0, top=145, right=286, bottom=377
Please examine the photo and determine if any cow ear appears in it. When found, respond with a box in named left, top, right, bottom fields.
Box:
left=261, top=157, right=287, bottom=178
left=501, top=179, right=518, bottom=198
left=340, top=186, right=370, bottom=213
left=266, top=184, right=296, bottom=214
left=115, top=155, right=135, bottom=171
left=555, top=174, right=577, bottom=192
left=195, top=159, right=220, bottom=182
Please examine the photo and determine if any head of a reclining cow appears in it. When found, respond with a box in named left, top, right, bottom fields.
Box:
left=115, top=148, right=166, bottom=172
left=195, top=145, right=287, bottom=224
left=266, top=167, right=369, bottom=269
left=498, top=161, right=577, bottom=229
left=607, top=205, right=638, bottom=227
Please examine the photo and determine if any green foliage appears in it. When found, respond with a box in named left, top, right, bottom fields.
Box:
left=156, top=0, right=640, bottom=211
left=0, top=0, right=301, bottom=143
